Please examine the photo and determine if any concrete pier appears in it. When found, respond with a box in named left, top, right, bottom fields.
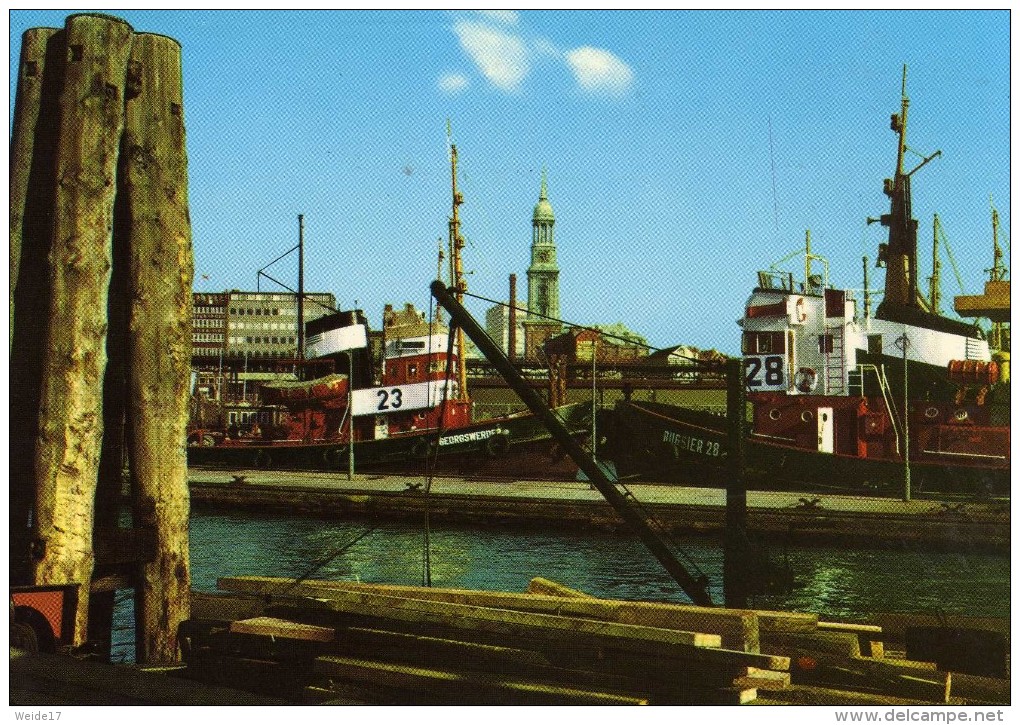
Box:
left=188, top=468, right=1008, bottom=554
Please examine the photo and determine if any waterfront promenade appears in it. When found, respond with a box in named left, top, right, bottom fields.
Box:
left=188, top=468, right=1009, bottom=553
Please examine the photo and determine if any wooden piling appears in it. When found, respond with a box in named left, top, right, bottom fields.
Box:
left=30, top=13, right=134, bottom=645
left=121, top=31, right=194, bottom=664
left=9, top=27, right=64, bottom=582
left=724, top=357, right=749, bottom=608
left=9, top=26, right=58, bottom=350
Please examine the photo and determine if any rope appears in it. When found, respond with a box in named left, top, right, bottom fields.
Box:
left=278, top=524, right=381, bottom=596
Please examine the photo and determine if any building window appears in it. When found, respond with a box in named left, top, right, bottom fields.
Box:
left=818, top=334, right=834, bottom=354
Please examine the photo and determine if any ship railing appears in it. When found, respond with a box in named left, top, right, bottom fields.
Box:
left=853, top=364, right=901, bottom=456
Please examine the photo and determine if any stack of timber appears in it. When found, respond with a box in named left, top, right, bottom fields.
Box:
left=180, top=576, right=1009, bottom=706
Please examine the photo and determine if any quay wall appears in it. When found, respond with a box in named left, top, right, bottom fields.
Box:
left=188, top=473, right=1008, bottom=555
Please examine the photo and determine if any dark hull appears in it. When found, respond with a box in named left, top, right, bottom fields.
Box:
left=188, top=402, right=592, bottom=481
left=600, top=401, right=1009, bottom=497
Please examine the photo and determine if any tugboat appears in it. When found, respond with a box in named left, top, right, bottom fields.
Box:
left=188, top=145, right=592, bottom=478
left=602, top=67, right=1009, bottom=497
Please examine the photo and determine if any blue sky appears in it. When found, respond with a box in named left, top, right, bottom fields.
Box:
left=9, top=10, right=1011, bottom=353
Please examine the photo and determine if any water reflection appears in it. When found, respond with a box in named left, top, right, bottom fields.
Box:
left=188, top=507, right=1008, bottom=618
left=110, top=507, right=1007, bottom=662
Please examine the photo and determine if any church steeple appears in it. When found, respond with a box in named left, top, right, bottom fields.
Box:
left=524, top=170, right=562, bottom=360
left=533, top=169, right=555, bottom=227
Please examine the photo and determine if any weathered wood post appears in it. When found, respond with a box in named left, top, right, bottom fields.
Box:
left=30, top=13, right=134, bottom=645
left=9, top=26, right=64, bottom=582
left=9, top=26, right=58, bottom=351
left=122, top=32, right=194, bottom=664
left=724, top=357, right=749, bottom=608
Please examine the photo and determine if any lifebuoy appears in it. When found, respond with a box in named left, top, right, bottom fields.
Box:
left=485, top=432, right=511, bottom=458
left=794, top=297, right=807, bottom=323
left=408, top=439, right=430, bottom=461
left=253, top=450, right=272, bottom=469
left=323, top=447, right=342, bottom=468
left=794, top=367, right=817, bottom=393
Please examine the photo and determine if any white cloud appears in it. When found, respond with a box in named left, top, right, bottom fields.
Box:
left=438, top=73, right=469, bottom=93
left=453, top=20, right=529, bottom=91
left=476, top=10, right=518, bottom=25
left=565, top=46, right=634, bottom=96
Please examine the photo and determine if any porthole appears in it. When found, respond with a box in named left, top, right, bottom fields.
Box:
left=769, top=409, right=782, bottom=421
left=924, top=407, right=939, bottom=419
left=801, top=410, right=814, bottom=422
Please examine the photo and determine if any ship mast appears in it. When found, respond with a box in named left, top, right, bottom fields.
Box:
left=989, top=200, right=1006, bottom=283
left=448, top=142, right=468, bottom=400
left=988, top=200, right=1008, bottom=350
left=929, top=214, right=942, bottom=314
left=874, top=65, right=941, bottom=314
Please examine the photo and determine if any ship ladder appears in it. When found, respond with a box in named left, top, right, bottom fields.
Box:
left=823, top=325, right=847, bottom=395
left=848, top=368, right=864, bottom=397
left=856, top=364, right=902, bottom=456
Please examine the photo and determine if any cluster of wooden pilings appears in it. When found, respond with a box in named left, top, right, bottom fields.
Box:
left=10, top=13, right=193, bottom=664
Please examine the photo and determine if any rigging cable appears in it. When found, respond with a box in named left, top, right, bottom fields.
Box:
left=460, top=289, right=711, bottom=366
left=277, top=523, right=381, bottom=597
left=459, top=287, right=708, bottom=585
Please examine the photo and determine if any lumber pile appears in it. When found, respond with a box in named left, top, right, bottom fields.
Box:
left=178, top=577, right=1008, bottom=706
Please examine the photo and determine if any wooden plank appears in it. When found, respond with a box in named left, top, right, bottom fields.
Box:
left=817, top=621, right=886, bottom=659
left=757, top=684, right=939, bottom=706
left=789, top=657, right=952, bottom=703
left=10, top=649, right=286, bottom=705
left=184, top=652, right=311, bottom=700
left=302, top=685, right=369, bottom=705
left=949, top=672, right=1011, bottom=705
left=754, top=609, right=821, bottom=633
left=733, top=667, right=791, bottom=690
left=228, top=577, right=626, bottom=617
left=817, top=620, right=883, bottom=635
left=315, top=655, right=650, bottom=705
left=590, top=648, right=756, bottom=689
left=343, top=626, right=552, bottom=668
left=762, top=630, right=862, bottom=659
left=219, top=576, right=760, bottom=653
left=217, top=580, right=791, bottom=671
left=342, top=626, right=664, bottom=696
left=191, top=591, right=268, bottom=622
left=614, top=600, right=759, bottom=653
left=218, top=577, right=719, bottom=646
left=526, top=577, right=594, bottom=598
left=230, top=617, right=335, bottom=642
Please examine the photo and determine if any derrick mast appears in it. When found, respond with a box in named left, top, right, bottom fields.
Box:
left=448, top=143, right=468, bottom=400
left=875, top=65, right=941, bottom=315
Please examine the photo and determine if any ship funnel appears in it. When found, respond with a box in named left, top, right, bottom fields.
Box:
left=305, top=310, right=369, bottom=359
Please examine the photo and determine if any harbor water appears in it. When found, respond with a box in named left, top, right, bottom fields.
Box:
left=110, top=502, right=1009, bottom=662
